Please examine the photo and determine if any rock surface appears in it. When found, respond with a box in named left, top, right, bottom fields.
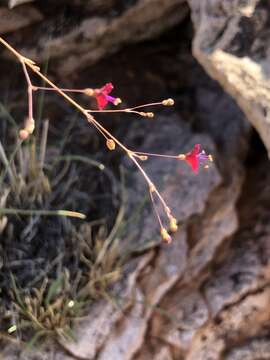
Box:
left=0, top=0, right=188, bottom=75
left=0, top=5, right=42, bottom=34
left=188, top=0, right=270, bottom=155
left=1, top=105, right=248, bottom=359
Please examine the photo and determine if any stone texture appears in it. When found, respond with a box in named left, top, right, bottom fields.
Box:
left=0, top=6, right=42, bottom=34
left=225, top=339, right=270, bottom=360
left=186, top=287, right=270, bottom=360
left=134, top=150, right=270, bottom=360
left=123, top=114, right=222, bottom=250
left=94, top=105, right=246, bottom=359
left=8, top=0, right=35, bottom=8
left=188, top=0, right=270, bottom=155
left=0, top=0, right=188, bottom=75
left=59, top=253, right=153, bottom=359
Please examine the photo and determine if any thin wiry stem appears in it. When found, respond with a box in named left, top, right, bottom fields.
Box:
left=129, top=154, right=172, bottom=220
left=149, top=189, right=164, bottom=230
left=21, top=61, right=33, bottom=122
left=0, top=36, right=177, bottom=241
left=134, top=151, right=182, bottom=159
left=128, top=102, right=164, bottom=110
left=31, top=86, right=165, bottom=112
left=33, top=86, right=84, bottom=93
left=87, top=109, right=150, bottom=116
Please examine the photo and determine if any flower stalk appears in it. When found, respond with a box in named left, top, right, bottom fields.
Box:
left=0, top=36, right=213, bottom=243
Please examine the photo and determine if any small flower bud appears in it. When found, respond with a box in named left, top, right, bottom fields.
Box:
left=208, top=154, right=213, bottom=162
left=23, top=57, right=35, bottom=65
left=139, top=112, right=154, bottom=118
left=25, top=117, right=35, bottom=134
left=113, top=97, right=122, bottom=106
left=33, top=65, right=40, bottom=72
left=84, top=88, right=94, bottom=96
left=149, top=184, right=156, bottom=193
left=162, top=98, right=174, bottom=106
left=160, top=227, right=172, bottom=243
left=19, top=129, right=29, bottom=140
left=204, top=165, right=209, bottom=169
left=178, top=154, right=186, bottom=160
left=139, top=155, right=148, bottom=161
left=106, top=139, right=116, bottom=150
left=169, top=217, right=178, bottom=232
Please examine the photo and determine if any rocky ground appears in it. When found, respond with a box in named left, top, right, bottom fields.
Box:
left=0, top=1, right=270, bottom=359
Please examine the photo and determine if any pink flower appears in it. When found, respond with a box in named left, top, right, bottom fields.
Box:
left=94, top=83, right=120, bottom=110
left=184, top=144, right=212, bottom=174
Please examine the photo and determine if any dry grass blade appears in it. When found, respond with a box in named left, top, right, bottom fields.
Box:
left=0, top=208, right=86, bottom=219
left=39, top=119, right=49, bottom=171
left=53, top=155, right=105, bottom=171
left=9, top=273, right=85, bottom=346
left=0, top=140, right=16, bottom=188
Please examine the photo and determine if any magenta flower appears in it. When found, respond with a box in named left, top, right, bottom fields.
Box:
left=184, top=144, right=212, bottom=174
left=94, top=83, right=121, bottom=110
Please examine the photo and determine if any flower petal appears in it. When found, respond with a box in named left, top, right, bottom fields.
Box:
left=101, top=83, right=113, bottom=95
left=185, top=144, right=200, bottom=174
left=185, top=154, right=199, bottom=173
left=192, top=144, right=200, bottom=155
left=96, top=94, right=108, bottom=110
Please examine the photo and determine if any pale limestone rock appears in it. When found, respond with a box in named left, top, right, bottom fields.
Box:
left=59, top=253, right=153, bottom=359
left=1, top=0, right=188, bottom=75
left=9, top=0, right=34, bottom=8
left=188, top=0, right=270, bottom=154
left=0, top=6, right=42, bottom=34
left=186, top=287, right=270, bottom=360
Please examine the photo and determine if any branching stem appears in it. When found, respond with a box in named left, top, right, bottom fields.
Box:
left=0, top=36, right=181, bottom=241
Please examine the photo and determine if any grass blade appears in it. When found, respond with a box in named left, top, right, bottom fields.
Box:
left=0, top=208, right=86, bottom=219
